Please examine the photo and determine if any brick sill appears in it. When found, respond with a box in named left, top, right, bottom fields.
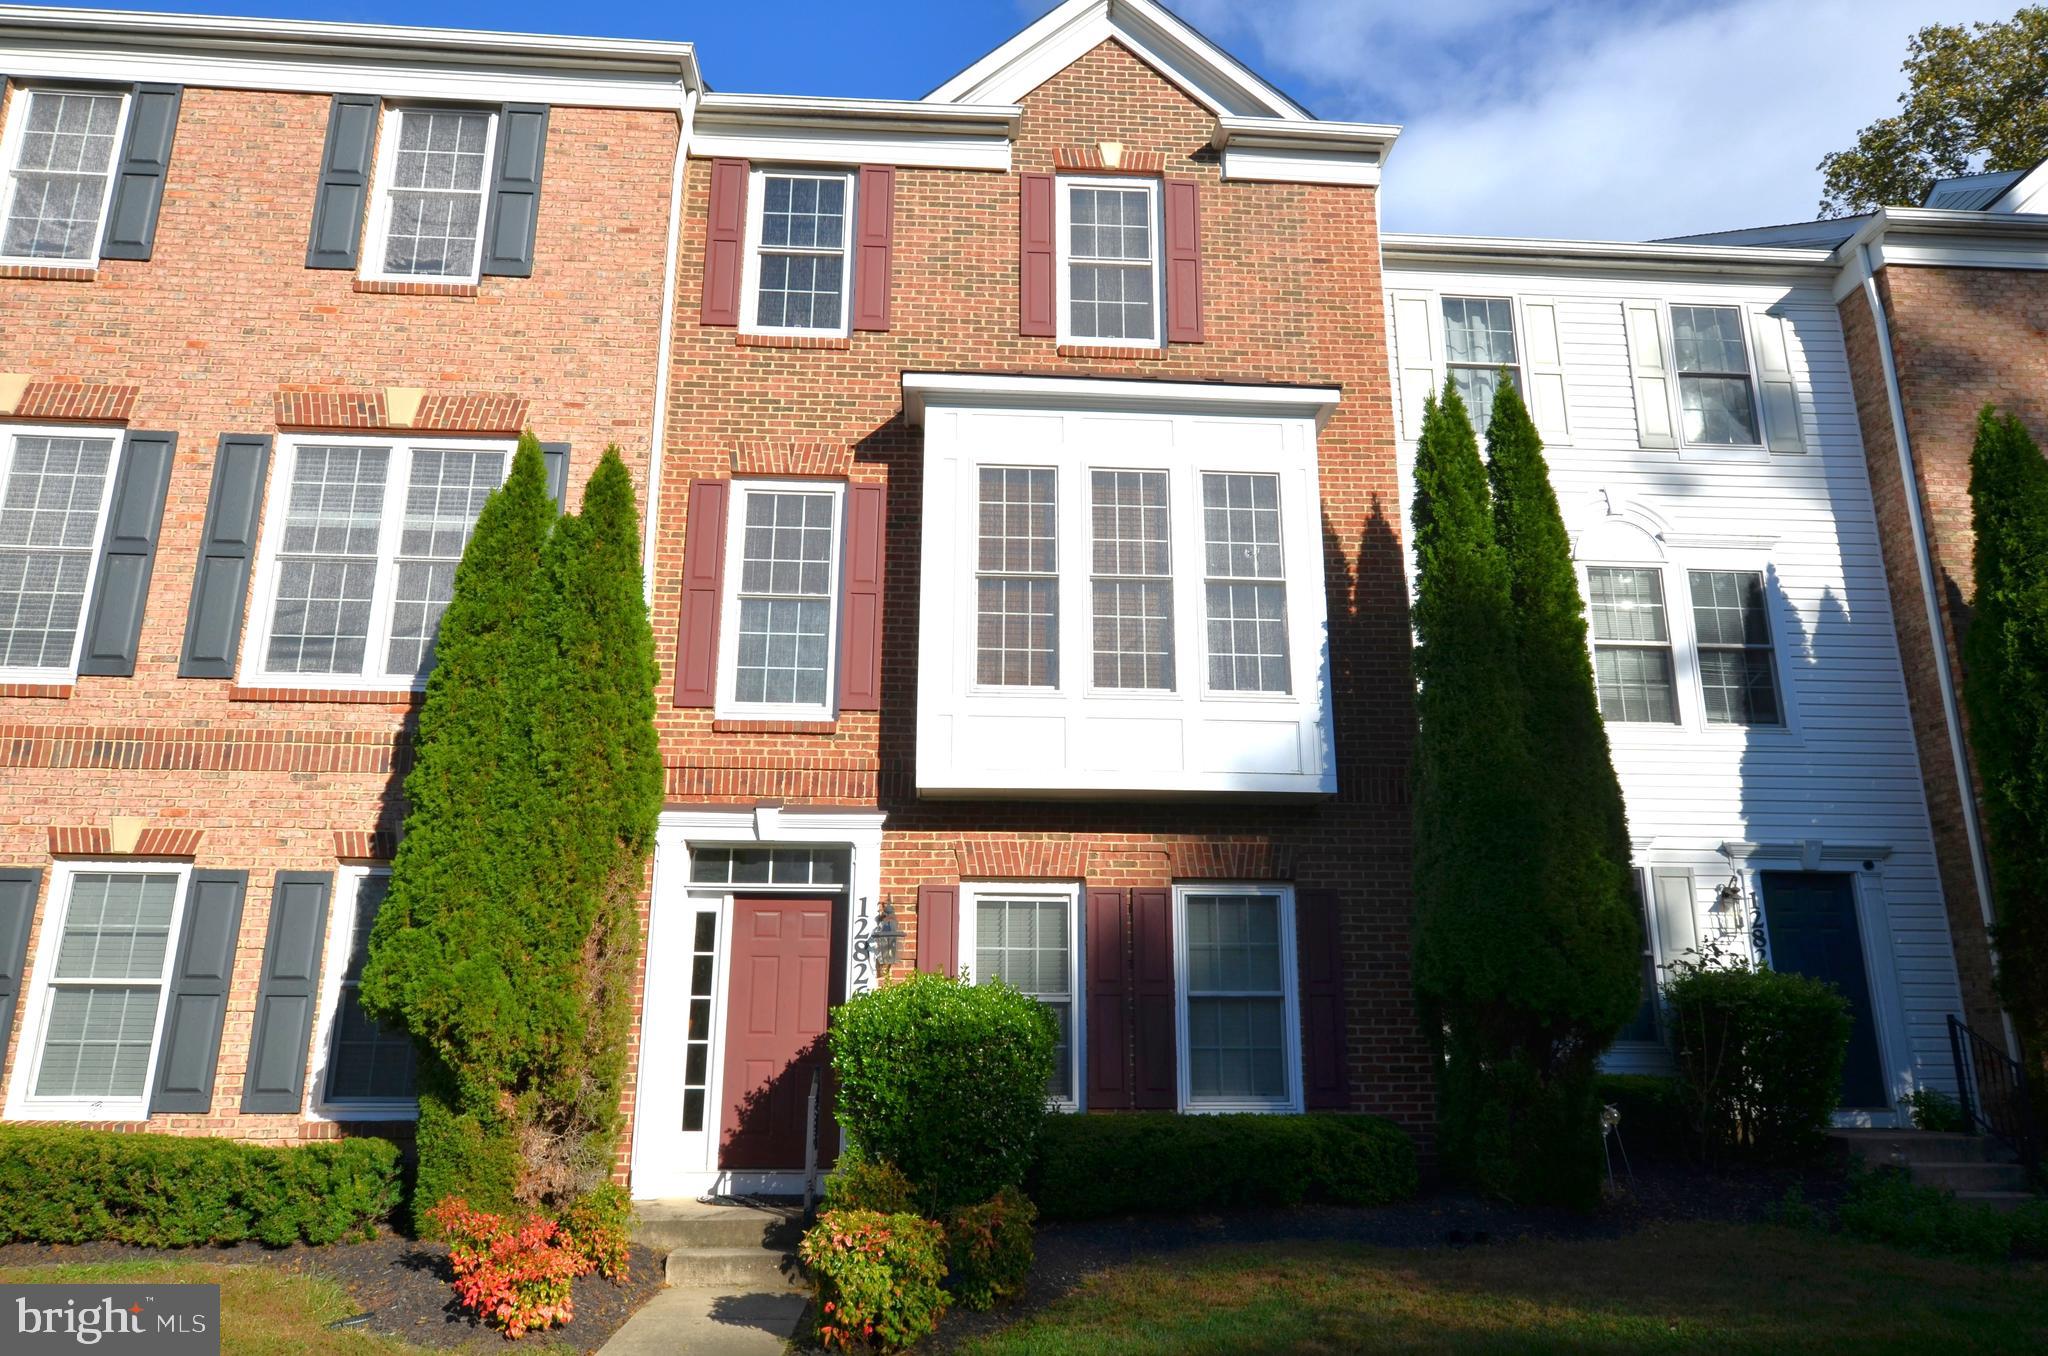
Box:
left=229, top=685, right=421, bottom=705
left=0, top=683, right=73, bottom=699
left=0, top=264, right=96, bottom=282
left=713, top=718, right=840, bottom=735
left=736, top=332, right=853, bottom=351
left=354, top=278, right=481, bottom=298
left=1057, top=344, right=1169, bottom=360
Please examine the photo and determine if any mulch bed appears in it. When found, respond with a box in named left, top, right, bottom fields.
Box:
left=0, top=1234, right=667, bottom=1352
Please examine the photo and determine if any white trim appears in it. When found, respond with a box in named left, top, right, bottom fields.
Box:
left=642, top=87, right=694, bottom=600
left=692, top=93, right=1016, bottom=173
left=304, top=863, right=417, bottom=1123
left=1211, top=116, right=1397, bottom=188
left=1383, top=232, right=1837, bottom=277
left=239, top=432, right=515, bottom=691
left=902, top=372, right=1341, bottom=427
left=737, top=166, right=857, bottom=339
left=1055, top=174, right=1164, bottom=351
left=1172, top=882, right=1303, bottom=1114
left=0, top=422, right=126, bottom=685
left=958, top=881, right=1085, bottom=1112
left=359, top=103, right=499, bottom=286
left=714, top=478, right=847, bottom=721
left=0, top=83, right=130, bottom=270
left=4, top=859, right=193, bottom=1123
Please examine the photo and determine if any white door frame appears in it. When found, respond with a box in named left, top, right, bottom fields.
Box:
left=630, top=807, right=885, bottom=1200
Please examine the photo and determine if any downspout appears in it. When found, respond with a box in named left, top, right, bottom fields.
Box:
left=641, top=77, right=698, bottom=597
left=1858, top=242, right=2020, bottom=1061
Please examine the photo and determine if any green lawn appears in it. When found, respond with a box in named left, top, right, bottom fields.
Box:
left=956, top=1223, right=2048, bottom=1355
left=0, top=1262, right=426, bottom=1356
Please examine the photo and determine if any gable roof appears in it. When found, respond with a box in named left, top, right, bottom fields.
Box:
left=926, top=0, right=1313, bottom=120
left=1924, top=169, right=2026, bottom=211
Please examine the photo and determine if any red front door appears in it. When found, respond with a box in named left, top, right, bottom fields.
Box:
left=720, top=897, right=839, bottom=1170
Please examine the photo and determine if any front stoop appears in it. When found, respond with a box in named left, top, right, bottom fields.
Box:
left=599, top=1201, right=810, bottom=1355
left=1831, top=1130, right=2036, bottom=1212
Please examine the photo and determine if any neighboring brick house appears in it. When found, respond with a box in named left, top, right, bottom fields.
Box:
left=0, top=10, right=694, bottom=1143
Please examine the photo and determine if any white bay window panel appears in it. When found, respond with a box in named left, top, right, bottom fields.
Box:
left=716, top=481, right=845, bottom=718
left=0, top=87, right=126, bottom=265
left=911, top=375, right=1337, bottom=798
left=1058, top=177, right=1161, bottom=348
left=741, top=168, right=854, bottom=337
left=1176, top=885, right=1301, bottom=1112
left=247, top=437, right=510, bottom=689
left=0, top=428, right=121, bottom=680
left=367, top=106, right=496, bottom=283
left=961, top=885, right=1082, bottom=1106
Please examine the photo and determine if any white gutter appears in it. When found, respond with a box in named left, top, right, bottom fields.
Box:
left=1383, top=232, right=1834, bottom=276
left=1857, top=242, right=2019, bottom=1060
left=642, top=83, right=697, bottom=599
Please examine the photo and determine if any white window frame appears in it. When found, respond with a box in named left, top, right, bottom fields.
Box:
left=957, top=882, right=1084, bottom=1112
left=0, top=84, right=130, bottom=269
left=1663, top=302, right=1767, bottom=458
left=738, top=165, right=857, bottom=339
left=1173, top=882, right=1302, bottom=1114
left=1055, top=175, right=1164, bottom=350
left=4, top=859, right=193, bottom=1122
left=715, top=478, right=847, bottom=721
left=305, top=863, right=417, bottom=1122
left=1684, top=566, right=1786, bottom=730
left=240, top=432, right=516, bottom=691
left=0, top=421, right=123, bottom=684
left=1439, top=295, right=1522, bottom=431
left=360, top=103, right=499, bottom=286
left=1196, top=469, right=1295, bottom=700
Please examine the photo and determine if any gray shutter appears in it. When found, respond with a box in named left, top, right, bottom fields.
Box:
left=100, top=83, right=182, bottom=261
left=149, top=870, right=246, bottom=1114
left=1651, top=867, right=1698, bottom=965
left=540, top=441, right=570, bottom=513
left=0, top=868, right=43, bottom=1076
left=240, top=871, right=331, bottom=1114
left=77, top=429, right=176, bottom=677
left=178, top=434, right=272, bottom=678
left=306, top=94, right=379, bottom=270
left=480, top=103, right=548, bottom=278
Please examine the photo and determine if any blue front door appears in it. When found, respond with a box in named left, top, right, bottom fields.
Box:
left=1760, top=872, right=1889, bottom=1109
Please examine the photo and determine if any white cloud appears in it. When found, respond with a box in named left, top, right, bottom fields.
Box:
left=1161, top=0, right=2010, bottom=238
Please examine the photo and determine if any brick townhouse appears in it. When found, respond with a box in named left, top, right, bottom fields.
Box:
left=0, top=8, right=695, bottom=1144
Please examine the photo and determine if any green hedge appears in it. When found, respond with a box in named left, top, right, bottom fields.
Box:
left=1666, top=959, right=1850, bottom=1162
left=0, top=1126, right=404, bottom=1247
left=1029, top=1113, right=1417, bottom=1220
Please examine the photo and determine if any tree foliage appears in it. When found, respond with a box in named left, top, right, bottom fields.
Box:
left=1410, top=381, right=1641, bottom=1207
left=1962, top=407, right=2048, bottom=1059
left=1818, top=8, right=2048, bottom=217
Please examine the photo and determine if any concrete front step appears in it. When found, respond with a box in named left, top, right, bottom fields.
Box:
left=633, top=1200, right=806, bottom=1251
left=665, top=1245, right=809, bottom=1291
left=1831, top=1130, right=2013, bottom=1166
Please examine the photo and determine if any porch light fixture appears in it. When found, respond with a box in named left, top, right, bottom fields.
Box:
left=872, top=899, right=902, bottom=969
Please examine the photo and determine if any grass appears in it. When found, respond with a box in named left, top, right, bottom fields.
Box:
left=0, top=1262, right=428, bottom=1356
left=955, top=1222, right=2048, bottom=1355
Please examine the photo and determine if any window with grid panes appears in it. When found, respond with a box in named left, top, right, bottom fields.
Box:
left=731, top=487, right=838, bottom=710
left=1090, top=470, right=1173, bottom=689
left=0, top=88, right=125, bottom=264
left=973, top=895, right=1076, bottom=1100
left=0, top=430, right=118, bottom=676
left=1182, top=892, right=1287, bottom=1103
left=1689, top=569, right=1781, bottom=725
left=30, top=872, right=182, bottom=1102
left=1202, top=472, right=1290, bottom=693
left=681, top=910, right=717, bottom=1131
left=324, top=873, right=416, bottom=1103
left=1671, top=305, right=1761, bottom=446
left=373, top=108, right=495, bottom=280
left=1063, top=179, right=1159, bottom=345
left=1441, top=297, right=1521, bottom=432
left=257, top=440, right=507, bottom=685
left=749, top=170, right=852, bottom=333
left=1587, top=566, right=1678, bottom=723
left=976, top=467, right=1058, bottom=686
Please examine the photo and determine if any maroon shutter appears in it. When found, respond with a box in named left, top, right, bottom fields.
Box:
left=1085, top=888, right=1130, bottom=1110
left=1296, top=889, right=1349, bottom=1109
left=916, top=883, right=958, bottom=976
left=852, top=165, right=895, bottom=332
left=838, top=481, right=886, bottom=711
left=672, top=479, right=729, bottom=707
left=700, top=157, right=749, bottom=326
left=1130, top=887, right=1175, bottom=1109
left=1163, top=179, right=1204, bottom=344
left=1019, top=172, right=1056, bottom=337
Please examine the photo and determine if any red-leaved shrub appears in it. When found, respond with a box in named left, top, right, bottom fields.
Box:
left=428, top=1198, right=584, bottom=1339
left=557, top=1183, right=633, bottom=1283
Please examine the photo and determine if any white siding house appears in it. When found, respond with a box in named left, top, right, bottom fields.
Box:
left=1384, top=237, right=1968, bottom=1123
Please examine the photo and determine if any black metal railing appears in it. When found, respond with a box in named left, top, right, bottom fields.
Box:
left=1947, top=1014, right=2040, bottom=1174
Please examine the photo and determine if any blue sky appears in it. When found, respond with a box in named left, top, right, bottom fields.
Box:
left=62, top=0, right=2015, bottom=237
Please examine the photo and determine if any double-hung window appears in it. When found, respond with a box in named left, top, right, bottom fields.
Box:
left=1587, top=566, right=1678, bottom=724
left=1441, top=297, right=1520, bottom=431
left=1090, top=470, right=1173, bottom=690
left=1671, top=305, right=1760, bottom=446
left=1202, top=472, right=1291, bottom=694
left=976, top=467, right=1059, bottom=688
left=1688, top=569, right=1782, bottom=726
left=1058, top=177, right=1161, bottom=348
left=717, top=481, right=845, bottom=717
left=0, top=86, right=127, bottom=266
left=742, top=168, right=855, bottom=336
left=312, top=868, right=416, bottom=1114
left=0, top=426, right=121, bottom=681
left=247, top=437, right=510, bottom=687
left=8, top=864, right=190, bottom=1120
left=365, top=106, right=497, bottom=283
left=963, top=885, right=1081, bottom=1105
left=1178, top=885, right=1298, bottom=1110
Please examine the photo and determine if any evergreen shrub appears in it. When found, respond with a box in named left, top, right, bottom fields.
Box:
left=944, top=1186, right=1036, bottom=1310
left=799, top=1210, right=949, bottom=1352
left=823, top=1156, right=919, bottom=1216
left=1665, top=956, right=1851, bottom=1161
left=1834, top=1166, right=2048, bottom=1262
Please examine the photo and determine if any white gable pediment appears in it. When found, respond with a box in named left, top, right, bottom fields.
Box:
left=926, top=0, right=1311, bottom=120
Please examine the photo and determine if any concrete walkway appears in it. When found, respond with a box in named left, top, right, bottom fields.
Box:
left=600, top=1283, right=806, bottom=1355
left=602, top=1200, right=810, bottom=1354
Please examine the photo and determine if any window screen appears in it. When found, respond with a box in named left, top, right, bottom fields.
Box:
left=1, top=89, right=124, bottom=263
left=379, top=108, right=493, bottom=279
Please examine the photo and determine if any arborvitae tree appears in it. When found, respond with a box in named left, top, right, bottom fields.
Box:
left=360, top=433, right=555, bottom=1222
left=1963, top=406, right=2048, bottom=1061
